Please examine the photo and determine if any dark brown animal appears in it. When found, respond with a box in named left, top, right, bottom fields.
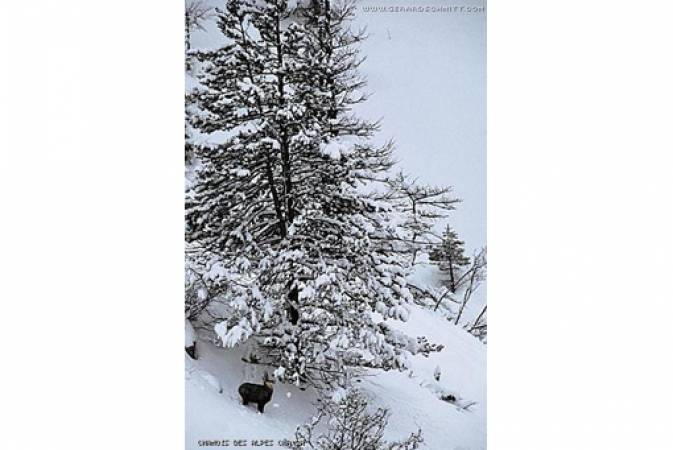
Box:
left=238, top=373, right=274, bottom=413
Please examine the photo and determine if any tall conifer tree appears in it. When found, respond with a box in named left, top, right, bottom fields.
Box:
left=186, top=0, right=428, bottom=386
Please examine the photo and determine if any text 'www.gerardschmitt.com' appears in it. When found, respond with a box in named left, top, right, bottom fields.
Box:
left=359, top=5, right=485, bottom=14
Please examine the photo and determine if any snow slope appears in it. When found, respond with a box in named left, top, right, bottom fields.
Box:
left=186, top=304, right=485, bottom=450
left=185, top=3, right=486, bottom=448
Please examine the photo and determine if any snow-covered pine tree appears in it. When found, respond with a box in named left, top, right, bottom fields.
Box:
left=185, top=0, right=213, bottom=165
left=185, top=0, right=214, bottom=52
left=385, top=171, right=459, bottom=265
left=429, top=224, right=471, bottom=293
left=186, top=0, right=425, bottom=387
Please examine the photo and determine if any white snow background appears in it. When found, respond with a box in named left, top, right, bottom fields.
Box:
left=186, top=2, right=486, bottom=449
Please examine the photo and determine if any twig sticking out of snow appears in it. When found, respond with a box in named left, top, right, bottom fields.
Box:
left=457, top=401, right=477, bottom=411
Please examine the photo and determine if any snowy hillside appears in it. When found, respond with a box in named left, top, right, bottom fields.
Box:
left=186, top=304, right=485, bottom=450
left=185, top=1, right=486, bottom=449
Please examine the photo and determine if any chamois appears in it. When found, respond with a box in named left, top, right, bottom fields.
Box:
left=238, top=373, right=274, bottom=413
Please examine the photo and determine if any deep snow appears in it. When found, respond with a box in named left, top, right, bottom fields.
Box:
left=185, top=2, right=486, bottom=448
left=186, top=304, right=485, bottom=450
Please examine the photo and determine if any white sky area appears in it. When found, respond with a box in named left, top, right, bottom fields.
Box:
left=351, top=0, right=486, bottom=253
